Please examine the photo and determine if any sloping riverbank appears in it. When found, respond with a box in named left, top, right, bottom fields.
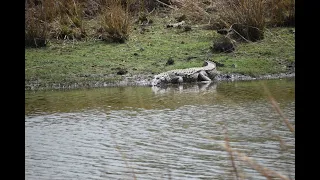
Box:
left=25, top=15, right=295, bottom=91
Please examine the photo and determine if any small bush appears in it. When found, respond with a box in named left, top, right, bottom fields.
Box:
left=98, top=0, right=132, bottom=43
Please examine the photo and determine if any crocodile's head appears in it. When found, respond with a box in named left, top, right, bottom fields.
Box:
left=151, top=75, right=166, bottom=86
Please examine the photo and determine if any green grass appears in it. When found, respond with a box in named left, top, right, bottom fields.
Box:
left=25, top=15, right=295, bottom=89
left=211, top=28, right=295, bottom=77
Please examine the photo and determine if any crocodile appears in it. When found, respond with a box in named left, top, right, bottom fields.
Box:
left=151, top=61, right=219, bottom=86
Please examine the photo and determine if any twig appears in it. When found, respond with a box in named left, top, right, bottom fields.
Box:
left=149, top=8, right=155, bottom=15
left=155, top=0, right=177, bottom=10
left=228, top=23, right=255, bottom=43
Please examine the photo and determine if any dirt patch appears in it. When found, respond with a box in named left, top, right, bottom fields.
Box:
left=215, top=72, right=295, bottom=81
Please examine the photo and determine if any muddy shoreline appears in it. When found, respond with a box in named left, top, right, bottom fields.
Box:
left=25, top=72, right=295, bottom=91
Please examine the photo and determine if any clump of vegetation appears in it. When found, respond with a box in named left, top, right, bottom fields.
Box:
left=173, top=0, right=214, bottom=24
left=266, top=0, right=295, bottom=27
left=46, top=0, right=86, bottom=40
left=25, top=0, right=294, bottom=46
left=25, top=1, right=48, bottom=47
left=25, top=0, right=86, bottom=47
left=82, top=0, right=107, bottom=18
left=98, top=0, right=133, bottom=43
left=172, top=0, right=295, bottom=42
left=215, top=0, right=266, bottom=42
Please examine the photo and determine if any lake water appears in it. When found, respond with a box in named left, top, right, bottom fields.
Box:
left=25, top=78, right=295, bottom=180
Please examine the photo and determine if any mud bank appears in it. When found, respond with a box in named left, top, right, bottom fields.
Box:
left=25, top=72, right=295, bottom=91
left=215, top=72, right=295, bottom=81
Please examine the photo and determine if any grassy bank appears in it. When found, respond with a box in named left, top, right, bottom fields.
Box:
left=25, top=1, right=295, bottom=90
left=25, top=23, right=294, bottom=89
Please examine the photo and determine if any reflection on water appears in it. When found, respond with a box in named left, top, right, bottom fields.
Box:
left=25, top=78, right=295, bottom=179
left=151, top=82, right=218, bottom=95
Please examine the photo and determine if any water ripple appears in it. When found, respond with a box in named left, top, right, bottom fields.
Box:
left=26, top=79, right=295, bottom=179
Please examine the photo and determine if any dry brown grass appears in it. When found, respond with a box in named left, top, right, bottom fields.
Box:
left=25, top=0, right=86, bottom=45
left=173, top=0, right=214, bottom=24
left=26, top=0, right=155, bottom=46
left=170, top=0, right=294, bottom=40
left=25, top=1, right=48, bottom=47
left=98, top=0, right=133, bottom=43
left=25, top=0, right=294, bottom=47
left=47, top=0, right=86, bottom=40
left=214, top=0, right=267, bottom=42
left=266, top=0, right=295, bottom=26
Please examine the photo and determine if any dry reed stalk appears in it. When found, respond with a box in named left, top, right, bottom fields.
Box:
left=114, top=144, right=137, bottom=180
left=155, top=0, right=177, bottom=10
left=261, top=83, right=295, bottom=134
left=221, top=144, right=290, bottom=180
left=224, top=126, right=239, bottom=180
left=276, top=135, right=288, bottom=151
left=107, top=126, right=137, bottom=180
